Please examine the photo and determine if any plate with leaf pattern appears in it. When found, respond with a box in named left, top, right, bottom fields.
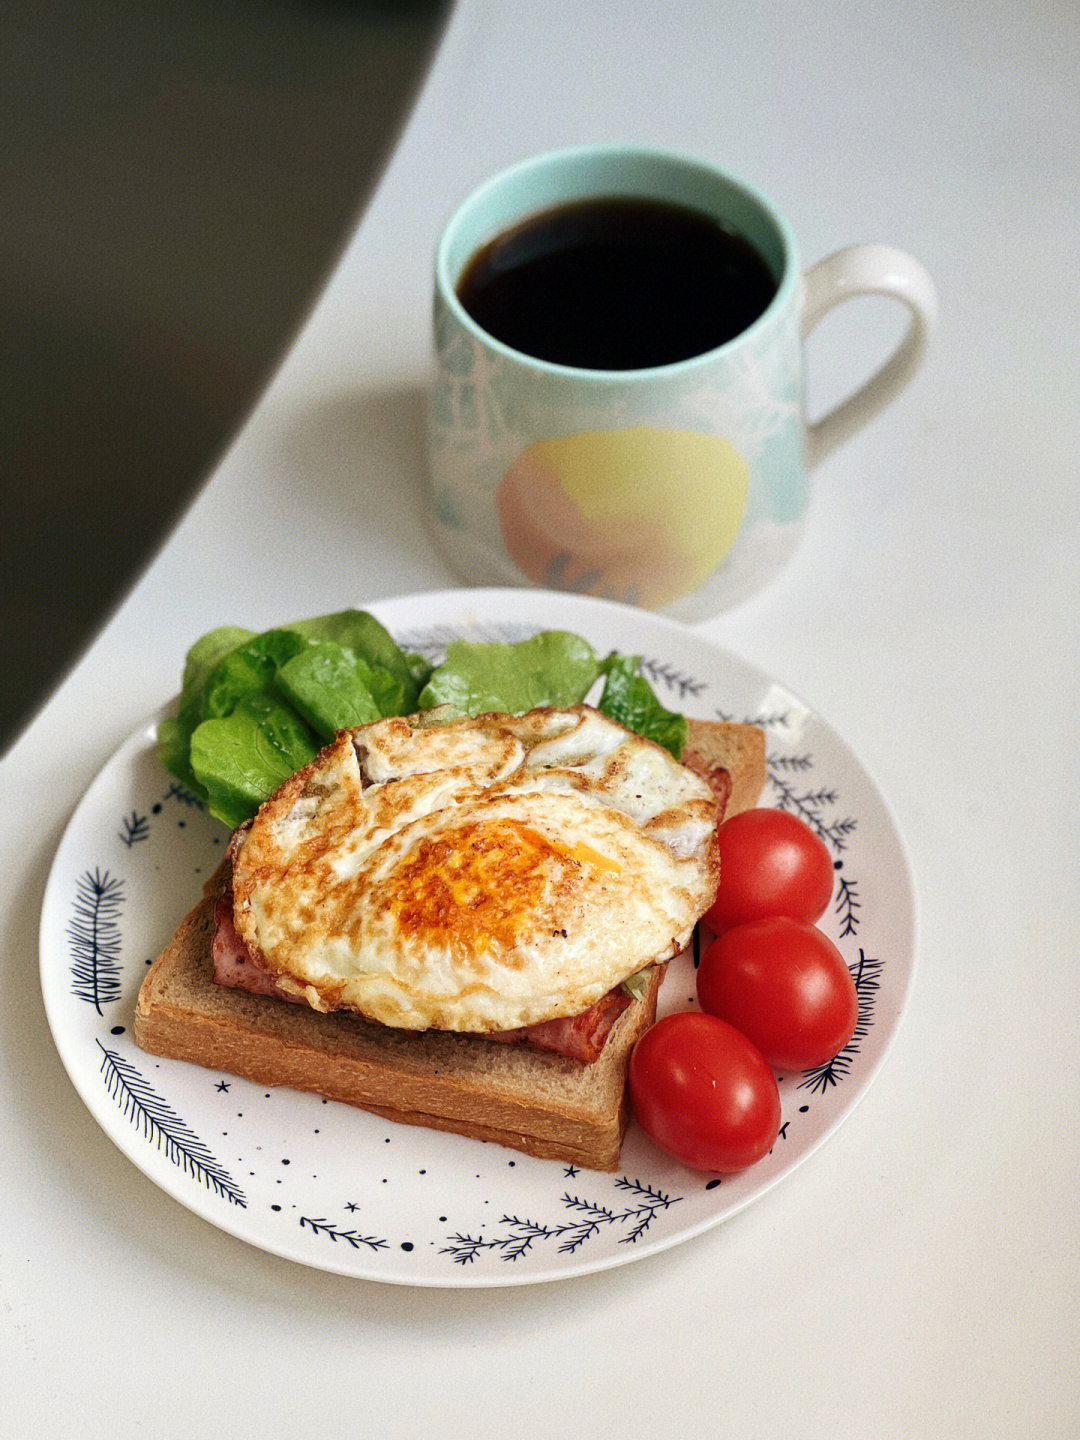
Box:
left=39, top=589, right=915, bottom=1286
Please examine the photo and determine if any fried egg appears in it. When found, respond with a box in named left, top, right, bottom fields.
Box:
left=231, top=705, right=720, bottom=1032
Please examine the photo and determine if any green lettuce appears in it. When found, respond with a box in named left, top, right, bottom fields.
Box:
left=189, top=693, right=320, bottom=830
left=159, top=609, right=424, bottom=825
left=417, top=630, right=602, bottom=716
left=158, top=612, right=688, bottom=827
left=597, top=653, right=688, bottom=759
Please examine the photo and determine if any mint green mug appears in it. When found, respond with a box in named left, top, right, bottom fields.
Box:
left=427, top=145, right=937, bottom=619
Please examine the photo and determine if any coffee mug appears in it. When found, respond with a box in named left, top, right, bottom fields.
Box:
left=426, top=145, right=937, bottom=619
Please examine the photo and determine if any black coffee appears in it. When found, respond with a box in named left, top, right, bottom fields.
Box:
left=456, top=196, right=777, bottom=370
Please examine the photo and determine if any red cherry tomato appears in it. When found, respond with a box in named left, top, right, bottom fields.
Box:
left=705, top=808, right=834, bottom=933
left=698, top=917, right=858, bottom=1071
left=629, top=1012, right=781, bottom=1173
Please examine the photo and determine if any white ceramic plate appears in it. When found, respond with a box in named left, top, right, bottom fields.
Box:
left=40, top=589, right=915, bottom=1287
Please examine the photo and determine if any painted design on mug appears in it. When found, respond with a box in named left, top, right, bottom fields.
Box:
left=495, top=427, right=749, bottom=608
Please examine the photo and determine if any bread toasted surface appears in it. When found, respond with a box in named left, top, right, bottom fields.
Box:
left=133, top=717, right=766, bottom=1171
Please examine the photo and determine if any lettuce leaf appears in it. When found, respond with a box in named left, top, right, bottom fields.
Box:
left=597, top=653, right=688, bottom=759
left=417, top=630, right=601, bottom=716
left=287, top=609, right=430, bottom=713
left=158, top=611, right=426, bottom=823
left=188, top=693, right=320, bottom=829
left=274, top=641, right=399, bottom=739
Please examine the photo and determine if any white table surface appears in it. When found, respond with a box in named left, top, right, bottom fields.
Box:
left=4, top=2, right=1078, bottom=1435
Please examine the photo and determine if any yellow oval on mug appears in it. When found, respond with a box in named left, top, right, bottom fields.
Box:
left=496, top=427, right=749, bottom=609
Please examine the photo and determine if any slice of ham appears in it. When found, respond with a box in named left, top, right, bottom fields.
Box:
left=211, top=896, right=297, bottom=1000
left=483, top=987, right=632, bottom=1063
left=681, top=754, right=732, bottom=819
left=211, top=894, right=639, bottom=1063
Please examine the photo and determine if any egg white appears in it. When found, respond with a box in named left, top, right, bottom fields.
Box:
left=231, top=706, right=720, bottom=1032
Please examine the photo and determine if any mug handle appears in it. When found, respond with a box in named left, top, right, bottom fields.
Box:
left=800, top=244, right=938, bottom=468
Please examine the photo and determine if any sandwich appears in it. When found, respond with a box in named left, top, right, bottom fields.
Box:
left=135, top=705, right=765, bottom=1170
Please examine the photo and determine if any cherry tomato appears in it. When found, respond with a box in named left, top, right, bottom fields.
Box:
left=698, top=917, right=858, bottom=1071
left=705, top=808, right=835, bottom=932
left=629, top=1012, right=781, bottom=1173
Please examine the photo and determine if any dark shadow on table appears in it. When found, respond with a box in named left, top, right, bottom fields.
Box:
left=1, top=0, right=451, bottom=753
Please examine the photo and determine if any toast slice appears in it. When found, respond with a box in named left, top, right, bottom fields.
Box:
left=134, top=718, right=766, bottom=1171
left=134, top=892, right=663, bottom=1169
